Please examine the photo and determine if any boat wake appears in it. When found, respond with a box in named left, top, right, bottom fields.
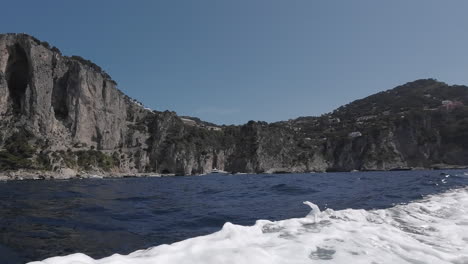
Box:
left=30, top=187, right=468, bottom=264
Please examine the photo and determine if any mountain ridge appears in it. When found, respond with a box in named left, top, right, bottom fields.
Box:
left=1, top=33, right=467, bottom=180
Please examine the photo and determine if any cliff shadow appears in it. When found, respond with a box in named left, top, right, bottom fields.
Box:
left=52, top=71, right=70, bottom=123
left=6, top=44, right=30, bottom=114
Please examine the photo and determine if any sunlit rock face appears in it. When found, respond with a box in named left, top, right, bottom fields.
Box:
left=0, top=34, right=229, bottom=176
left=0, top=33, right=128, bottom=147
left=1, top=34, right=468, bottom=177
left=0, top=34, right=147, bottom=174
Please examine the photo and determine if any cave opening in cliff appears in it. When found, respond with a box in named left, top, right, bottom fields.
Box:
left=6, top=44, right=30, bottom=114
left=52, top=72, right=69, bottom=121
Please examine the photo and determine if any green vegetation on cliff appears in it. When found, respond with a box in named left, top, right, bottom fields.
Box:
left=0, top=130, right=35, bottom=170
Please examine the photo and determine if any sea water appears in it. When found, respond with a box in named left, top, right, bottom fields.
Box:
left=1, top=170, right=467, bottom=263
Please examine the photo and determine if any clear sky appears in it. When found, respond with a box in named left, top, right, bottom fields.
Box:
left=1, top=1, right=468, bottom=124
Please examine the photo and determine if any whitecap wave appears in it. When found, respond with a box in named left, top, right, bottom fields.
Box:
left=29, top=187, right=468, bottom=264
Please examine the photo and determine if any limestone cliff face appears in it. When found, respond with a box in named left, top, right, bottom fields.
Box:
left=0, top=34, right=124, bottom=145
left=0, top=34, right=238, bottom=176
left=1, top=34, right=468, bottom=177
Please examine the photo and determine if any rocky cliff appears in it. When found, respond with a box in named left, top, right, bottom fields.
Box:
left=0, top=34, right=467, bottom=179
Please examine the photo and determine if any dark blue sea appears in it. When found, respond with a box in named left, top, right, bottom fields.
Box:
left=1, top=170, right=468, bottom=264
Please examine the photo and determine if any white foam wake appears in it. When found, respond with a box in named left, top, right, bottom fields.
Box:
left=29, top=187, right=468, bottom=264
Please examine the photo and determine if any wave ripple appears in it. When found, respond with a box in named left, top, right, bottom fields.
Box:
left=30, top=187, right=468, bottom=264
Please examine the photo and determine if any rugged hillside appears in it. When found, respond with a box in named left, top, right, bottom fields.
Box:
left=0, top=34, right=467, bottom=179
left=284, top=79, right=468, bottom=171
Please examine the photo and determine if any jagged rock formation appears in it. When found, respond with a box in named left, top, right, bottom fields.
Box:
left=0, top=33, right=467, bottom=179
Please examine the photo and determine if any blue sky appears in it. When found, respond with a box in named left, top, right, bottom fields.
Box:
left=2, top=1, right=468, bottom=124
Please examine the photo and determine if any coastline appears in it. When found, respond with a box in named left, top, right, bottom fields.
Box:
left=1, top=164, right=467, bottom=182
left=0, top=169, right=172, bottom=181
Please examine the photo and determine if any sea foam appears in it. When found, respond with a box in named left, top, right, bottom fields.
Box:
left=29, top=187, right=468, bottom=264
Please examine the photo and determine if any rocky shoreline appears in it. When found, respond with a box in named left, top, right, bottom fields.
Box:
left=0, top=169, right=172, bottom=181
left=1, top=164, right=467, bottom=181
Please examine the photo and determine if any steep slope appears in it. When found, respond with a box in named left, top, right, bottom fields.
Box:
left=0, top=34, right=467, bottom=179
left=0, top=33, right=226, bottom=178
